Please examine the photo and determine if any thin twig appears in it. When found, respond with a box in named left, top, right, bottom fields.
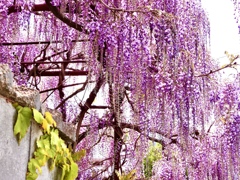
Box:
left=124, top=91, right=136, bottom=112
left=195, top=56, right=239, bottom=77
left=55, top=79, right=89, bottom=109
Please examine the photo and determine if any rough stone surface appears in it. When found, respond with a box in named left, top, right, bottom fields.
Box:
left=0, top=95, right=30, bottom=180
left=0, top=64, right=14, bottom=88
left=0, top=64, right=40, bottom=109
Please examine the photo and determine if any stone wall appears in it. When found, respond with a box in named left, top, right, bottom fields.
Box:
left=0, top=64, right=75, bottom=180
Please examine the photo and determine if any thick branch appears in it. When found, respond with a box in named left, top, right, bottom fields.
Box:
left=90, top=105, right=110, bottom=109
left=45, top=0, right=88, bottom=33
left=29, top=70, right=88, bottom=76
left=8, top=3, right=82, bottom=14
left=1, top=39, right=89, bottom=46
left=80, top=120, right=171, bottom=146
left=8, top=4, right=49, bottom=14
left=23, top=60, right=87, bottom=65
left=74, top=75, right=104, bottom=151
left=120, top=122, right=167, bottom=146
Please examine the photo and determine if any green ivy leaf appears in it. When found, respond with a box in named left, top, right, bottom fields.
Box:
left=64, top=162, right=78, bottom=180
left=13, top=106, right=32, bottom=143
left=42, top=119, right=50, bottom=134
left=26, top=172, right=38, bottom=180
left=14, top=108, right=82, bottom=180
left=28, top=160, right=36, bottom=173
left=60, top=140, right=67, bottom=149
left=13, top=103, right=21, bottom=111
left=29, top=159, right=42, bottom=174
left=37, top=140, right=50, bottom=150
left=50, top=129, right=60, bottom=146
left=47, top=147, right=57, bottom=158
left=34, top=152, right=47, bottom=166
left=45, top=111, right=57, bottom=127
left=61, top=165, right=67, bottom=180
left=33, top=108, right=44, bottom=124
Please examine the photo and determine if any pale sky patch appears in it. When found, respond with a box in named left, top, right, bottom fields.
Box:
left=202, top=0, right=240, bottom=81
left=202, top=0, right=240, bottom=58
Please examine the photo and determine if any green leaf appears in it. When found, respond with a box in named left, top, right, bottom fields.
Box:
left=34, top=148, right=48, bottom=163
left=42, top=118, right=50, bottom=134
left=47, top=148, right=57, bottom=158
left=61, top=165, right=67, bottom=180
left=64, top=162, right=78, bottom=180
left=33, top=108, right=44, bottom=124
left=55, top=153, right=65, bottom=165
left=45, top=112, right=57, bottom=127
left=37, top=135, right=50, bottom=148
left=185, top=168, right=189, bottom=177
left=50, top=129, right=60, bottom=146
left=60, top=140, right=67, bottom=149
left=29, top=159, right=42, bottom=174
left=26, top=172, right=38, bottom=180
left=28, top=160, right=36, bottom=173
left=72, top=149, right=86, bottom=162
left=116, top=170, right=136, bottom=180
left=12, top=103, right=21, bottom=110
left=13, top=106, right=32, bottom=143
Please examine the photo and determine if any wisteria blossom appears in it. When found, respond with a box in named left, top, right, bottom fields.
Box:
left=0, top=0, right=240, bottom=179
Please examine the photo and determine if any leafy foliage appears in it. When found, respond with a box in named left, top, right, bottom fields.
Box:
left=143, top=142, right=162, bottom=178
left=32, top=108, right=45, bottom=124
left=13, top=105, right=85, bottom=180
left=13, top=104, right=32, bottom=143
left=45, top=112, right=57, bottom=127
left=116, top=169, right=136, bottom=180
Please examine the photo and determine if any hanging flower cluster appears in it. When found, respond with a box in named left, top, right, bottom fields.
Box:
left=0, top=0, right=240, bottom=179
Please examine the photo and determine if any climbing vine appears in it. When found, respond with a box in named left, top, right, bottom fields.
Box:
left=13, top=103, right=85, bottom=180
left=1, top=0, right=240, bottom=179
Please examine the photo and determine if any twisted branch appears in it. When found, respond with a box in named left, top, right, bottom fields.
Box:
left=45, top=0, right=88, bottom=34
left=74, top=75, right=104, bottom=151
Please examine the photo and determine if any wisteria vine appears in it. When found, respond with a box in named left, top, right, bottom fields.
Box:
left=0, top=0, right=240, bottom=179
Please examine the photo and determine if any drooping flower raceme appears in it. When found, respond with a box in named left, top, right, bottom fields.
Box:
left=1, top=0, right=240, bottom=179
